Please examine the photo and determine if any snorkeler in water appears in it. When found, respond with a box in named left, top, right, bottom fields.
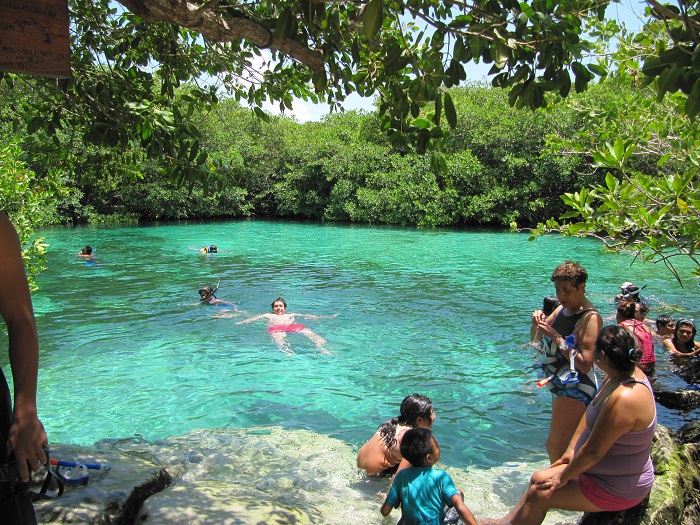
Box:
left=198, top=281, right=236, bottom=308
left=188, top=244, right=219, bottom=254
left=235, top=297, right=337, bottom=355
left=77, top=245, right=94, bottom=258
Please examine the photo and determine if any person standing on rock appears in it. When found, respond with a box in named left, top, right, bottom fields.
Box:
left=485, top=325, right=656, bottom=525
left=0, top=211, right=49, bottom=524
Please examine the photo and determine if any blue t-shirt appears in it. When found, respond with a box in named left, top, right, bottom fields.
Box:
left=384, top=467, right=459, bottom=525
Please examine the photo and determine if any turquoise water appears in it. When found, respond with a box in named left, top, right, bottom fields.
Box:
left=6, top=220, right=700, bottom=474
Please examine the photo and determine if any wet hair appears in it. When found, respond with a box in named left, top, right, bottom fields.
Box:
left=199, top=285, right=215, bottom=300
left=208, top=245, right=218, bottom=253
left=636, top=302, right=649, bottom=319
left=378, top=393, right=433, bottom=450
left=616, top=300, right=637, bottom=321
left=656, top=315, right=675, bottom=330
left=271, top=297, right=287, bottom=309
left=82, top=245, right=93, bottom=255
left=595, top=325, right=640, bottom=374
left=400, top=428, right=435, bottom=467
left=673, top=319, right=697, bottom=350
left=542, top=296, right=561, bottom=317
left=551, top=260, right=588, bottom=288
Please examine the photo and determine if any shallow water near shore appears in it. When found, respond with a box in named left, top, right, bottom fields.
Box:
left=6, top=220, right=700, bottom=522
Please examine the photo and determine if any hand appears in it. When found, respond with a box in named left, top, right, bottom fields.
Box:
left=536, top=319, right=562, bottom=343
left=8, top=411, right=48, bottom=482
left=531, top=309, right=545, bottom=325
left=550, top=450, right=573, bottom=468
left=534, top=471, right=567, bottom=496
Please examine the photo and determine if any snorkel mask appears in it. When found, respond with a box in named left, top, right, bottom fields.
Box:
left=199, top=280, right=221, bottom=301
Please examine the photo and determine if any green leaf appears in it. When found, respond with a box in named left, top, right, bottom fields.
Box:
left=686, top=79, right=700, bottom=119
left=363, top=0, right=384, bottom=40
left=253, top=107, right=270, bottom=122
left=657, top=65, right=683, bottom=101
left=433, top=92, right=442, bottom=126
left=444, top=91, right=457, bottom=129
left=587, top=63, right=607, bottom=77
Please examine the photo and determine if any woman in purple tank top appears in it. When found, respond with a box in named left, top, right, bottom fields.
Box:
left=492, top=325, right=657, bottom=525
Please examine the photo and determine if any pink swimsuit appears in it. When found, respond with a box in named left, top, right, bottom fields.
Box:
left=267, top=323, right=306, bottom=333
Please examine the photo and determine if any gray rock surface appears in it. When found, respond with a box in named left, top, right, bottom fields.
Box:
left=33, top=422, right=700, bottom=525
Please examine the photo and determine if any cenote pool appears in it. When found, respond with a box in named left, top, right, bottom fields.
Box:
left=7, top=220, right=699, bottom=523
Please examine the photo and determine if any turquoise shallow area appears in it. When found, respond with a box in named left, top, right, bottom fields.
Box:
left=7, top=220, right=700, bottom=472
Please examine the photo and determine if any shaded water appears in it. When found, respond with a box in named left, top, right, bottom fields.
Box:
left=5, top=220, right=699, bottom=521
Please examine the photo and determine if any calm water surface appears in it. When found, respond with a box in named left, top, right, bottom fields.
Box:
left=8, top=220, right=700, bottom=472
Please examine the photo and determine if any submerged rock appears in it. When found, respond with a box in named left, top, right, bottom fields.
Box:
left=33, top=424, right=699, bottom=525
left=654, top=389, right=700, bottom=411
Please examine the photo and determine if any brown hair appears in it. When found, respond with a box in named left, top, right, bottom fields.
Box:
left=551, top=260, right=588, bottom=288
left=617, top=300, right=637, bottom=321
left=271, top=297, right=287, bottom=309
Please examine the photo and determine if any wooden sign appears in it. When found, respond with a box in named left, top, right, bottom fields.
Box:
left=0, top=0, right=71, bottom=77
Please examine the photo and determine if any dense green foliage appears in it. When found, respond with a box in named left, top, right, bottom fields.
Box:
left=16, top=84, right=596, bottom=228
left=534, top=18, right=700, bottom=283
left=0, top=142, right=61, bottom=289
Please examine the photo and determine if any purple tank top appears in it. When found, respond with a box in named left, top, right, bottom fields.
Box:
left=574, top=376, right=656, bottom=500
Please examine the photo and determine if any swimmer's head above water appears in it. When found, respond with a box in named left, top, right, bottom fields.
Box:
left=271, top=297, right=287, bottom=313
left=199, top=281, right=220, bottom=302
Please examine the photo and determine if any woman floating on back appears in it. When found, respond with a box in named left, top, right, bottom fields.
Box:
left=235, top=297, right=336, bottom=354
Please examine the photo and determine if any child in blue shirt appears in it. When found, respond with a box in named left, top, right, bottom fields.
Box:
left=380, top=428, right=477, bottom=525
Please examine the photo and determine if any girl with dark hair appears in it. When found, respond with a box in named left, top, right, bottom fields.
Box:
left=617, top=301, right=656, bottom=378
left=491, top=325, right=657, bottom=525
left=663, top=319, right=700, bottom=357
left=356, top=394, right=435, bottom=476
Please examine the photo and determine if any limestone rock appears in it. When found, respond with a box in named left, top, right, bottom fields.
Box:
left=34, top=443, right=171, bottom=525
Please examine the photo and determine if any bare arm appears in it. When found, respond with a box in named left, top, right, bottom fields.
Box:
left=0, top=212, right=48, bottom=481
left=379, top=503, right=393, bottom=517
left=662, top=338, right=699, bottom=356
left=450, top=494, right=478, bottom=525
left=537, top=382, right=652, bottom=494
left=294, top=313, right=338, bottom=320
left=530, top=309, right=545, bottom=340
left=235, top=314, right=269, bottom=325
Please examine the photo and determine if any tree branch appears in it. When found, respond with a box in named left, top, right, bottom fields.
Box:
left=116, top=0, right=325, bottom=71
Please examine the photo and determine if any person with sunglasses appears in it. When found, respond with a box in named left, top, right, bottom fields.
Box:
left=663, top=319, right=700, bottom=357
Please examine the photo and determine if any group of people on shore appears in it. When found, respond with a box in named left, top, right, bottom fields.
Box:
left=357, top=260, right=684, bottom=525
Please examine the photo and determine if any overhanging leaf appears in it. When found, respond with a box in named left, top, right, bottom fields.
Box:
left=363, top=0, right=384, bottom=40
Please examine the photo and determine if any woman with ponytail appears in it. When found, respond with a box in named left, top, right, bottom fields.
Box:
left=491, top=326, right=656, bottom=525
left=356, top=394, right=435, bottom=476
